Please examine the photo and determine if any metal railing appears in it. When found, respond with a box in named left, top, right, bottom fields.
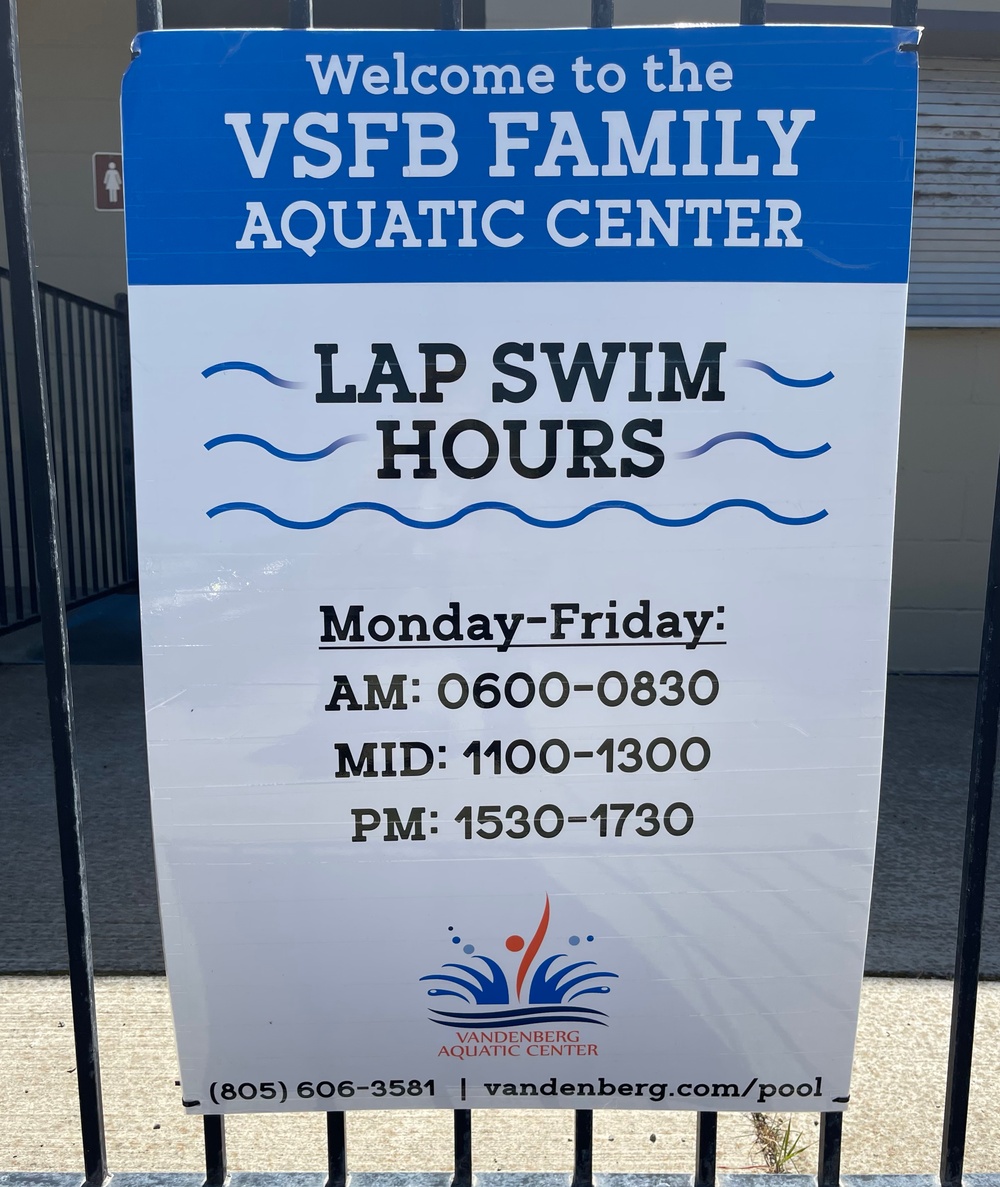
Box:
left=5, top=3, right=998, bottom=1187
left=0, top=271, right=134, bottom=633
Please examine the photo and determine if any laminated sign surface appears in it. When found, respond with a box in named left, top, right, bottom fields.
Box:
left=122, top=25, right=917, bottom=1114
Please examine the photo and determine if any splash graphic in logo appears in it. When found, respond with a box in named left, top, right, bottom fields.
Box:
left=420, top=896, right=618, bottom=1028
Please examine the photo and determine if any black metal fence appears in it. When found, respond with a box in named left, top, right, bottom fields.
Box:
left=5, top=1, right=1000, bottom=1187
left=0, top=271, right=134, bottom=634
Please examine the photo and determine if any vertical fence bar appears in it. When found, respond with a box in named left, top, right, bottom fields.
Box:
left=316, top=0, right=345, bottom=1080
left=591, top=0, right=613, bottom=26
left=203, top=1115, right=227, bottom=1187
left=891, top=0, right=918, bottom=24
left=463, top=0, right=486, bottom=28
left=694, top=1111, right=717, bottom=1187
left=13, top=281, right=35, bottom=613
left=63, top=303, right=83, bottom=591
left=61, top=298, right=88, bottom=597
left=702, top=30, right=752, bottom=1183
left=0, top=0, right=107, bottom=1182
left=572, top=1109, right=594, bottom=1187
left=177, top=15, right=219, bottom=1172
left=435, top=1, right=469, bottom=1176
left=441, top=0, right=461, bottom=30
left=0, top=282, right=25, bottom=621
left=38, top=292, right=64, bottom=591
left=818, top=1112, right=843, bottom=1187
left=289, top=0, right=312, bottom=28
left=74, top=305, right=98, bottom=596
left=740, top=0, right=767, bottom=22
left=136, top=0, right=162, bottom=32
left=0, top=285, right=8, bottom=627
left=104, top=315, right=126, bottom=586
left=941, top=447, right=1000, bottom=1187
left=113, top=293, right=138, bottom=583
left=326, top=1111, right=347, bottom=1187
left=452, top=1109, right=472, bottom=1187
left=52, top=301, right=78, bottom=602
left=102, top=315, right=121, bottom=585
left=90, top=310, right=112, bottom=588
left=85, top=309, right=111, bottom=591
left=96, top=316, right=121, bottom=586
left=570, top=0, right=615, bottom=1167
left=0, top=281, right=11, bottom=626
left=699, top=37, right=750, bottom=1187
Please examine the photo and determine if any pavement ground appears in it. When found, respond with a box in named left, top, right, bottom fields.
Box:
left=3, top=977, right=1000, bottom=1176
left=3, top=596, right=1000, bottom=1174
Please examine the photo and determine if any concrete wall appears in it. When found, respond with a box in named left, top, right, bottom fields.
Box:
left=5, top=2, right=1000, bottom=672
left=891, top=329, right=1000, bottom=671
left=7, top=1, right=994, bottom=304
left=6, top=0, right=134, bottom=306
left=486, top=0, right=1000, bottom=23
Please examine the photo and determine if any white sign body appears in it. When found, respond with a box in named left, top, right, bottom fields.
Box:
left=122, top=26, right=917, bottom=1113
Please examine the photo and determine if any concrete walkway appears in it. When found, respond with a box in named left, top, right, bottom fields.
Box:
left=4, top=598, right=1000, bottom=1176
left=2, top=976, right=1000, bottom=1176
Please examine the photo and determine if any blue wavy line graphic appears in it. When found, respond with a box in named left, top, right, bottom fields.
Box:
left=676, top=431, right=831, bottom=460
left=201, top=361, right=307, bottom=389
left=204, top=433, right=366, bottom=462
left=736, top=359, right=835, bottom=387
left=205, top=499, right=828, bottom=531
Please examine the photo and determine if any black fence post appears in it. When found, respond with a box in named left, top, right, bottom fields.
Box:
left=941, top=450, right=1000, bottom=1187
left=430, top=0, right=470, bottom=1168
left=694, top=1111, right=717, bottom=1187
left=327, top=1111, right=347, bottom=1187
left=289, top=0, right=313, bottom=28
left=135, top=0, right=162, bottom=32
left=568, top=1, right=610, bottom=1168
left=740, top=0, right=767, bottom=23
left=571, top=1109, right=594, bottom=1187
left=113, top=293, right=138, bottom=582
left=203, top=1114, right=227, bottom=1187
left=453, top=1109, right=472, bottom=1187
left=463, top=0, right=486, bottom=28
left=591, top=0, right=613, bottom=27
left=441, top=0, right=461, bottom=30
left=0, top=0, right=108, bottom=1183
left=696, top=35, right=760, bottom=1187
left=818, top=1112, right=843, bottom=1187
left=892, top=0, right=918, bottom=24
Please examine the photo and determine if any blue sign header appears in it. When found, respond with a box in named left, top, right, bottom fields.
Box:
left=121, top=26, right=917, bottom=286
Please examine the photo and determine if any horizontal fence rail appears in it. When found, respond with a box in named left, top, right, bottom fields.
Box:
left=0, top=270, right=134, bottom=635
left=8, top=2, right=1000, bottom=1187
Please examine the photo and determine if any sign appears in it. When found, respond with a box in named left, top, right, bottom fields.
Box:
left=93, top=151, right=123, bottom=210
left=121, top=26, right=917, bottom=1115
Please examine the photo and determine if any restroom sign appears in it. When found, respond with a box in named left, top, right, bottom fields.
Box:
left=93, top=152, right=123, bottom=210
left=122, top=25, right=918, bottom=1115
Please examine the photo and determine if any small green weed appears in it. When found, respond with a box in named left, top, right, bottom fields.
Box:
left=749, top=1112, right=810, bottom=1173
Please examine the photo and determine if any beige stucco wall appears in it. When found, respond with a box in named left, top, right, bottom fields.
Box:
left=4, top=0, right=133, bottom=306
left=891, top=329, right=1000, bottom=672
left=5, top=0, right=995, bottom=304
left=4, top=3, right=999, bottom=672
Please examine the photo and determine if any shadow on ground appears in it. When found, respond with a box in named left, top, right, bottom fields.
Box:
left=1, top=594, right=997, bottom=974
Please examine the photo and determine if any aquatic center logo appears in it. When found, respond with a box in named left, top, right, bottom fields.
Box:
left=420, top=896, right=618, bottom=1029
